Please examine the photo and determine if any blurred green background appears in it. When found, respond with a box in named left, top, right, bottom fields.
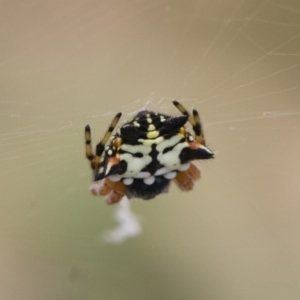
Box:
left=1, top=1, right=300, bottom=299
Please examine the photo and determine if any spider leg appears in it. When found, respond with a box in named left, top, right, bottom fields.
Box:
left=175, top=163, right=201, bottom=191
left=192, top=109, right=204, bottom=145
left=85, top=112, right=122, bottom=170
left=172, top=100, right=205, bottom=145
left=90, top=178, right=126, bottom=205
left=85, top=125, right=95, bottom=163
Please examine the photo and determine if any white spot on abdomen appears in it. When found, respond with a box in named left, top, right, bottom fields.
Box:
left=178, top=162, right=190, bottom=171
left=154, top=167, right=169, bottom=176
left=164, top=171, right=177, bottom=180
left=143, top=176, right=155, bottom=185
left=109, top=175, right=121, bottom=182
left=123, top=178, right=133, bottom=185
left=135, top=172, right=151, bottom=178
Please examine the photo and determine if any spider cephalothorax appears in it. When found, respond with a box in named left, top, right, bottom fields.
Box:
left=85, top=101, right=213, bottom=204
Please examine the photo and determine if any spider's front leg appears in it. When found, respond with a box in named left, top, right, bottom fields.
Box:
left=84, top=112, right=122, bottom=171
left=172, top=100, right=205, bottom=145
left=85, top=125, right=95, bottom=169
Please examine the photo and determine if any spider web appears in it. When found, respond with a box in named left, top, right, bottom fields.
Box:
left=1, top=1, right=300, bottom=299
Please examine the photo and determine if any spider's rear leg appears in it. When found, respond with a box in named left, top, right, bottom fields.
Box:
left=175, top=163, right=201, bottom=191
left=90, top=178, right=126, bottom=205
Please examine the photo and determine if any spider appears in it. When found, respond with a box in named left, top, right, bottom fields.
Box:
left=85, top=100, right=213, bottom=204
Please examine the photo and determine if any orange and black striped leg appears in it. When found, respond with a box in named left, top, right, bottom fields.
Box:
left=93, top=112, right=122, bottom=171
left=192, top=109, right=205, bottom=145
left=175, top=163, right=201, bottom=191
left=85, top=125, right=96, bottom=170
left=85, top=112, right=122, bottom=171
left=172, top=100, right=205, bottom=145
